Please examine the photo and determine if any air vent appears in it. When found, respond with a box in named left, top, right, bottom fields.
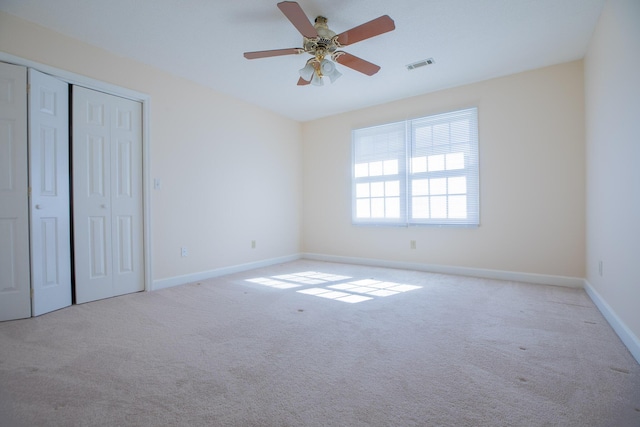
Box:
left=406, top=58, right=434, bottom=71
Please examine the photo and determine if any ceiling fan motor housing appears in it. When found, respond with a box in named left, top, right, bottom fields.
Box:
left=304, top=16, right=339, bottom=58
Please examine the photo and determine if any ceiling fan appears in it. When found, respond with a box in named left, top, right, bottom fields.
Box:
left=243, top=1, right=395, bottom=86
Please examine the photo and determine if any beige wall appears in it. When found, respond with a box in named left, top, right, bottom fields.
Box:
left=585, top=0, right=640, bottom=345
left=0, top=12, right=302, bottom=283
left=302, top=61, right=586, bottom=278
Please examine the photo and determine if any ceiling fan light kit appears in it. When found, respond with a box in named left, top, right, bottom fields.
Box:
left=311, top=72, right=324, bottom=86
left=244, top=1, right=395, bottom=86
left=299, top=57, right=342, bottom=85
left=299, top=61, right=316, bottom=81
left=320, top=59, right=342, bottom=83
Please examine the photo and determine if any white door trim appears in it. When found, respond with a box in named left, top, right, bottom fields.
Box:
left=1, top=51, right=153, bottom=293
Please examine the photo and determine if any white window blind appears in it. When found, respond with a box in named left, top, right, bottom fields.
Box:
left=352, top=108, right=479, bottom=226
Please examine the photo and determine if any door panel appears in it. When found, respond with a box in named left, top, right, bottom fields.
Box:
left=0, top=62, right=30, bottom=321
left=89, top=216, right=109, bottom=277
left=28, top=68, right=71, bottom=316
left=87, top=135, right=107, bottom=197
left=73, top=86, right=143, bottom=303
left=116, top=139, right=132, bottom=197
left=111, top=97, right=143, bottom=297
left=0, top=121, right=14, bottom=189
left=40, top=218, right=59, bottom=283
left=39, top=127, right=57, bottom=195
left=74, top=89, right=112, bottom=303
left=116, top=215, right=134, bottom=273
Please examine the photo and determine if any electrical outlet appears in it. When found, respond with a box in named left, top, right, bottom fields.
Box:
left=410, top=240, right=416, bottom=249
left=251, top=240, right=256, bottom=249
left=181, top=247, right=188, bottom=257
left=598, top=260, right=603, bottom=276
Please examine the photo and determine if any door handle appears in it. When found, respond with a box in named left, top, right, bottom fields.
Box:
left=35, top=204, right=43, bottom=209
left=100, top=204, right=107, bottom=209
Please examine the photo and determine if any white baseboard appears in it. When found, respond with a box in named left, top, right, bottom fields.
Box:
left=151, top=252, right=582, bottom=291
left=584, top=280, right=640, bottom=364
left=151, top=254, right=302, bottom=291
left=301, top=252, right=585, bottom=288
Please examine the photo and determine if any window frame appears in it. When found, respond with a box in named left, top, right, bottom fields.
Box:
left=351, top=107, right=479, bottom=227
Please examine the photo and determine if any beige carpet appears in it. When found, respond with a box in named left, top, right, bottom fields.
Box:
left=1, top=260, right=639, bottom=426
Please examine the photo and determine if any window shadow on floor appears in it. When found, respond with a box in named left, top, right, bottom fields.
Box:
left=246, top=271, right=422, bottom=304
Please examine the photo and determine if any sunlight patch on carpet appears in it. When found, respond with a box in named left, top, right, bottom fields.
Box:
left=245, top=278, right=302, bottom=289
left=246, top=271, right=422, bottom=304
left=298, top=288, right=373, bottom=303
left=272, top=271, right=352, bottom=285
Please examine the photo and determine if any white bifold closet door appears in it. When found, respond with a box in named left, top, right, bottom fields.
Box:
left=0, top=62, right=30, bottom=321
left=72, top=86, right=144, bottom=304
left=28, top=69, right=72, bottom=316
left=0, top=64, right=71, bottom=321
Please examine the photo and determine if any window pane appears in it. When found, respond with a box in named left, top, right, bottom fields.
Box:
left=449, top=195, right=467, bottom=218
left=386, top=197, right=400, bottom=218
left=371, top=198, right=385, bottom=218
left=411, top=156, right=427, bottom=173
left=431, top=196, right=447, bottom=218
left=415, top=126, right=432, bottom=146
left=412, top=179, right=429, bottom=196
left=383, top=159, right=398, bottom=175
left=373, top=139, right=389, bottom=156
left=433, top=123, right=449, bottom=145
left=369, top=161, right=383, bottom=176
left=354, top=163, right=369, bottom=177
left=446, top=152, right=465, bottom=170
left=356, top=199, right=370, bottom=218
left=430, top=178, right=447, bottom=195
left=428, top=154, right=445, bottom=172
left=356, top=183, right=370, bottom=198
left=385, top=180, right=400, bottom=197
left=448, top=176, right=466, bottom=194
left=412, top=196, right=429, bottom=218
left=354, top=122, right=406, bottom=161
left=371, top=182, right=384, bottom=197
left=450, top=119, right=470, bottom=144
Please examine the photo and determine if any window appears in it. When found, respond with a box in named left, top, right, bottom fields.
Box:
left=352, top=108, right=479, bottom=226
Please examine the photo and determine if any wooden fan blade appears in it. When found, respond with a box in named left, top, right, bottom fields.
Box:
left=244, top=48, right=303, bottom=59
left=297, top=77, right=311, bottom=86
left=334, top=52, right=381, bottom=76
left=277, top=1, right=318, bottom=38
left=337, top=15, right=395, bottom=46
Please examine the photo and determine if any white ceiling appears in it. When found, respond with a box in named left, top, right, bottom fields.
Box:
left=0, top=0, right=605, bottom=122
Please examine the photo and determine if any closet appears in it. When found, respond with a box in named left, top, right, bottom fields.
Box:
left=0, top=61, right=144, bottom=321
